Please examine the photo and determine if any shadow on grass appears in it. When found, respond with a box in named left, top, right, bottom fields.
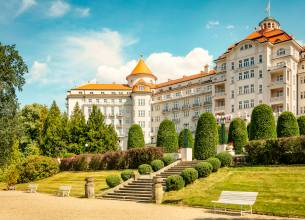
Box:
left=162, top=199, right=183, bottom=204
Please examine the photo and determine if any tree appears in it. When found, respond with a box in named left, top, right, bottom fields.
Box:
left=178, top=129, right=194, bottom=148
left=277, top=111, right=299, bottom=138
left=218, top=124, right=228, bottom=144
left=156, top=119, right=178, bottom=153
left=194, top=112, right=218, bottom=160
left=297, top=116, right=305, bottom=135
left=228, top=118, right=248, bottom=154
left=42, top=101, right=66, bottom=157
left=249, top=104, right=276, bottom=140
left=127, top=124, right=145, bottom=149
left=0, top=43, right=28, bottom=166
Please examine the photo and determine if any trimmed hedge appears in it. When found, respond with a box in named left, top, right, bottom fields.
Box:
left=298, top=116, right=305, bottom=135
left=157, top=119, right=178, bottom=153
left=138, top=164, right=153, bottom=175
left=151, top=160, right=164, bottom=172
left=18, top=156, right=59, bottom=183
left=121, top=169, right=134, bottom=181
left=194, top=162, right=213, bottom=177
left=228, top=118, right=248, bottom=154
left=249, top=104, right=276, bottom=140
left=245, top=136, right=305, bottom=164
left=178, top=128, right=194, bottom=148
left=277, top=112, right=299, bottom=138
left=180, top=168, right=198, bottom=185
left=194, top=112, right=218, bottom=160
left=218, top=124, right=228, bottom=145
left=162, top=155, right=175, bottom=166
left=106, top=175, right=121, bottom=188
left=127, top=124, right=145, bottom=149
left=166, top=175, right=185, bottom=191
left=206, top=157, right=221, bottom=172
left=216, top=152, right=232, bottom=167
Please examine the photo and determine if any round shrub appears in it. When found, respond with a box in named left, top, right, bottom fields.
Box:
left=277, top=111, right=299, bottom=138
left=138, top=164, right=153, bottom=175
left=157, top=119, right=178, bottom=153
left=166, top=175, right=185, bottom=191
left=228, top=118, right=248, bottom=154
left=180, top=168, right=198, bottom=185
left=162, top=155, right=174, bottom=166
left=194, top=112, right=218, bottom=160
left=127, top=124, right=145, bottom=149
left=206, top=157, right=221, bottom=172
left=298, top=116, right=305, bottom=135
left=194, top=162, right=213, bottom=178
left=216, top=152, right=233, bottom=167
left=150, top=160, right=164, bottom=172
left=249, top=104, right=276, bottom=140
left=18, top=155, right=59, bottom=183
left=106, top=175, right=122, bottom=188
left=121, top=169, right=134, bottom=181
left=178, top=128, right=194, bottom=148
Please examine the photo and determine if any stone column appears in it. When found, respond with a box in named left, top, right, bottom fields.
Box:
left=153, top=177, right=163, bottom=204
left=85, top=177, right=95, bottom=198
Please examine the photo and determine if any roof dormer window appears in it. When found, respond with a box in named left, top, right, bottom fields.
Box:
left=277, top=48, right=286, bottom=56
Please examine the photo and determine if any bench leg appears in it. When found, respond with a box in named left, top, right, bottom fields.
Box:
left=250, top=205, right=252, bottom=214
left=240, top=205, right=243, bottom=216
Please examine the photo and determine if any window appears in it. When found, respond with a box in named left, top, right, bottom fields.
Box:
left=250, top=99, right=255, bottom=108
left=259, top=70, right=263, bottom=78
left=250, top=57, right=255, bottom=66
left=89, top=99, right=92, bottom=103
left=111, top=92, right=116, bottom=95
left=243, top=71, right=249, bottom=79
left=88, top=107, right=92, bottom=115
left=239, top=101, right=243, bottom=109
left=138, top=86, right=145, bottom=91
left=119, top=99, right=122, bottom=103
left=244, top=58, right=249, bottom=67
left=250, top=84, right=255, bottom=93
left=231, top=90, right=234, bottom=98
left=104, top=99, right=107, bottom=103
left=184, top=111, right=189, bottom=117
left=244, top=100, right=249, bottom=109
left=231, top=62, right=234, bottom=70
left=244, top=85, right=249, bottom=94
left=239, top=86, right=243, bottom=95
left=239, top=60, right=242, bottom=68
left=259, top=55, right=263, bottom=63
left=138, top=99, right=145, bottom=106
left=250, top=70, right=254, bottom=78
left=221, top=63, right=226, bottom=70
left=259, top=85, right=263, bottom=93
left=139, top=121, right=145, bottom=128
left=138, top=110, right=145, bottom=117
left=231, top=76, right=234, bottom=84
left=231, top=105, right=234, bottom=113
left=302, top=65, right=305, bottom=70
left=239, top=73, right=242, bottom=80
left=78, top=91, right=82, bottom=94
left=96, top=99, right=99, bottom=103
left=277, top=48, right=286, bottom=56
left=240, top=46, right=244, bottom=51
left=90, top=91, right=93, bottom=94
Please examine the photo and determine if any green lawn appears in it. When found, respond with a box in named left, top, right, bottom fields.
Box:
left=0, top=170, right=122, bottom=198
left=163, top=166, right=305, bottom=217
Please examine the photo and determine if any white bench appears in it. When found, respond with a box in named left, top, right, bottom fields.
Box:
left=27, top=183, right=38, bottom=193
left=57, top=185, right=72, bottom=197
left=212, top=191, right=258, bottom=216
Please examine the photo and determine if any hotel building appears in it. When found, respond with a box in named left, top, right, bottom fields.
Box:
left=66, top=16, right=305, bottom=150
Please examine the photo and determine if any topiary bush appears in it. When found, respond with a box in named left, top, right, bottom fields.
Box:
left=180, top=168, right=198, bottom=185
left=228, top=118, right=248, bottom=154
left=138, top=164, right=153, bottom=175
left=106, top=175, right=122, bottom=188
left=206, top=157, right=221, bottom=172
left=277, top=111, right=299, bottom=138
left=194, top=112, right=218, bottom=160
left=72, top=154, right=92, bottom=171
left=166, top=175, right=185, bottom=191
left=150, top=160, right=164, bottom=172
left=162, top=155, right=175, bottom=166
left=121, top=169, right=134, bottom=181
left=297, top=116, right=305, bottom=135
left=157, top=119, right=178, bottom=153
left=178, top=128, right=194, bottom=148
left=18, top=156, right=59, bottom=183
left=218, top=124, right=228, bottom=145
left=194, top=162, right=213, bottom=178
left=249, top=104, right=276, bottom=140
left=127, top=124, right=145, bottom=149
left=216, top=152, right=233, bottom=167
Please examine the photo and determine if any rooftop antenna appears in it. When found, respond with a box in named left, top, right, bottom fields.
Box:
left=266, top=0, right=271, bottom=17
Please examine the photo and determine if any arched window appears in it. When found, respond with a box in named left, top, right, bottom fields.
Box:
left=277, top=48, right=286, bottom=56
left=268, top=23, right=271, bottom=28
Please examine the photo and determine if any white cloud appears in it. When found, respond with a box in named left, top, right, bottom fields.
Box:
left=17, top=0, right=36, bottom=16
left=206, top=20, right=220, bottom=29
left=226, top=25, right=235, bottom=29
left=48, top=0, right=70, bottom=17
left=75, top=7, right=90, bottom=17
left=29, top=61, right=48, bottom=83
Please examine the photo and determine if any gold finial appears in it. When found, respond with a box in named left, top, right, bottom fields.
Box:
left=140, top=54, right=143, bottom=59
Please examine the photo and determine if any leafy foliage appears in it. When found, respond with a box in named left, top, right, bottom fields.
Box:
left=194, top=112, right=218, bottom=160
left=194, top=162, right=213, bottom=178
left=150, top=159, right=164, bottom=171
left=127, top=124, right=145, bottom=149
left=106, top=175, right=121, bottom=188
left=157, top=119, right=178, bottom=153
left=166, top=175, right=185, bottom=191
left=218, top=124, right=228, bottom=145
left=162, top=155, right=175, bottom=166
left=216, top=152, right=233, bottom=167
left=297, top=116, right=305, bottom=135
left=121, top=169, right=134, bottom=181
left=228, top=118, right=248, bottom=154
left=180, top=168, right=198, bottom=185
left=249, top=104, right=276, bottom=140
left=178, top=128, right=194, bottom=148
left=277, top=111, right=299, bottom=138
left=206, top=157, right=221, bottom=172
left=138, top=164, right=153, bottom=175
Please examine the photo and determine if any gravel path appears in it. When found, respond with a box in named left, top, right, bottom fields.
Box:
left=0, top=191, right=299, bottom=220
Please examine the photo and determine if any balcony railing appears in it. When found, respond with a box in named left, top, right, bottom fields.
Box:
left=192, top=115, right=199, bottom=120
left=162, top=109, right=171, bottom=113
left=215, top=91, right=225, bottom=97
left=172, top=107, right=180, bottom=111
left=172, top=118, right=180, bottom=123
left=214, top=106, right=225, bottom=111
left=268, top=65, right=289, bottom=72
left=182, top=104, right=191, bottom=110
left=203, top=101, right=212, bottom=105
left=270, top=96, right=284, bottom=102
left=193, top=103, right=201, bottom=108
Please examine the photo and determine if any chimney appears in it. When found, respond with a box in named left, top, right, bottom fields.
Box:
left=204, top=64, right=209, bottom=73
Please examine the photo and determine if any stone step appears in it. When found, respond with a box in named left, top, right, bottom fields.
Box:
left=118, top=188, right=152, bottom=193
left=102, top=196, right=153, bottom=203
left=128, top=182, right=153, bottom=185
left=108, top=192, right=153, bottom=198
left=123, top=186, right=153, bottom=190
left=115, top=189, right=153, bottom=195
left=103, top=194, right=153, bottom=201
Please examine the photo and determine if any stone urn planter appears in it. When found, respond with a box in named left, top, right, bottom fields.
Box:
left=181, top=148, right=192, bottom=161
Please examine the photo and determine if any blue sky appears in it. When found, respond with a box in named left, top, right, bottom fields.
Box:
left=1, top=0, right=305, bottom=110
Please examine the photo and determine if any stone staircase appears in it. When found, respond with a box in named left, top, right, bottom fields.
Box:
left=100, top=160, right=199, bottom=203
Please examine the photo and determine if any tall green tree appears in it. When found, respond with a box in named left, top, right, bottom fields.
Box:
left=0, top=43, right=27, bottom=166
left=156, top=119, right=178, bottom=153
left=42, top=101, right=65, bottom=157
left=178, top=128, right=194, bottom=148
left=297, top=116, right=305, bottom=135
left=228, top=118, right=248, bottom=154
left=194, top=112, right=218, bottom=160
left=127, top=124, right=145, bottom=149
left=277, top=111, right=299, bottom=138
left=249, top=104, right=277, bottom=140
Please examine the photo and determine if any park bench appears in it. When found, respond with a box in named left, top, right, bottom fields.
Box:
left=27, top=183, right=38, bottom=193
left=57, top=185, right=72, bottom=197
left=212, top=191, right=258, bottom=216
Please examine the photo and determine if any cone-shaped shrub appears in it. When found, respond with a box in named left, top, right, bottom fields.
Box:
left=157, top=119, right=178, bottom=153
left=228, top=118, right=248, bottom=154
left=249, top=104, right=276, bottom=140
left=298, top=116, right=305, bottom=135
left=194, top=112, right=218, bottom=160
left=178, top=128, right=194, bottom=148
left=277, top=111, right=299, bottom=138
left=127, top=124, right=145, bottom=149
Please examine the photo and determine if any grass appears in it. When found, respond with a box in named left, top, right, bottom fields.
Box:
left=163, top=166, right=305, bottom=218
left=0, top=170, right=123, bottom=198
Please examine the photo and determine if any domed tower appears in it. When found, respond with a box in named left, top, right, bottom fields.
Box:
left=258, top=16, right=280, bottom=32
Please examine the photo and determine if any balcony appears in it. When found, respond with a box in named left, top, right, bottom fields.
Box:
left=162, top=109, right=171, bottom=114
left=172, top=106, right=180, bottom=112
left=268, top=65, right=289, bottom=74
left=193, top=103, right=201, bottom=108
left=203, top=100, right=212, bottom=105
left=172, top=118, right=180, bottom=123
left=270, top=96, right=284, bottom=103
left=192, top=115, right=199, bottom=120
left=269, top=80, right=284, bottom=89
left=182, top=104, right=191, bottom=110
left=214, top=106, right=225, bottom=112
left=116, top=113, right=124, bottom=117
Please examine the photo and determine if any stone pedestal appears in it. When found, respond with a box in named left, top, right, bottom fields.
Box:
left=181, top=148, right=192, bottom=161
left=217, top=144, right=227, bottom=154
left=85, top=177, right=95, bottom=199
left=153, top=177, right=163, bottom=204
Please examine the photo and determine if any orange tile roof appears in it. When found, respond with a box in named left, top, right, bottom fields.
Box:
left=73, top=83, right=132, bottom=90
left=126, top=59, right=157, bottom=80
